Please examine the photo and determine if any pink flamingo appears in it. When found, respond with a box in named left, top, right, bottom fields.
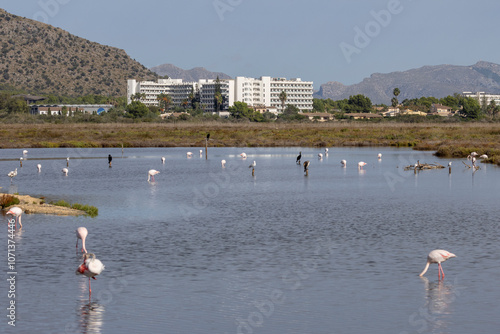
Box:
left=221, top=160, right=226, bottom=168
left=341, top=160, right=347, bottom=167
left=148, top=169, right=160, bottom=182
left=37, top=164, right=42, bottom=172
left=76, top=227, right=88, bottom=253
left=419, top=249, right=456, bottom=280
left=358, top=161, right=367, bottom=169
left=377, top=153, right=382, bottom=159
left=6, top=207, right=23, bottom=229
left=240, top=152, right=247, bottom=159
left=161, top=157, right=165, bottom=164
left=62, top=167, right=69, bottom=176
left=76, top=253, right=105, bottom=299
left=186, top=152, right=193, bottom=158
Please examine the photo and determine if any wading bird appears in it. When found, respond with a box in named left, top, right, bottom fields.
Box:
left=76, top=227, right=88, bottom=253
left=419, top=249, right=456, bottom=280
left=148, top=169, right=160, bottom=182
left=240, top=152, right=247, bottom=159
left=62, top=167, right=69, bottom=176
left=341, top=160, right=347, bottom=167
left=37, top=164, right=42, bottom=172
left=199, top=149, right=203, bottom=157
left=325, top=148, right=329, bottom=155
left=249, top=161, right=256, bottom=169
left=378, top=153, right=382, bottom=159
left=221, top=160, right=226, bottom=168
left=358, top=161, right=367, bottom=169
left=303, top=160, right=310, bottom=172
left=6, top=206, right=23, bottom=229
left=7, top=168, right=17, bottom=182
left=186, top=152, right=193, bottom=158
left=76, top=253, right=105, bottom=299
left=23, top=150, right=28, bottom=155
left=296, top=152, right=302, bottom=165
left=479, top=154, right=488, bottom=159
left=318, top=153, right=323, bottom=160
left=161, top=157, right=165, bottom=164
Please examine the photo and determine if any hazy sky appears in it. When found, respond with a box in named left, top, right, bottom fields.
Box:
left=2, top=0, right=500, bottom=89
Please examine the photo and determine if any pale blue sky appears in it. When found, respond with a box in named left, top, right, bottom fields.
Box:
left=2, top=0, right=500, bottom=89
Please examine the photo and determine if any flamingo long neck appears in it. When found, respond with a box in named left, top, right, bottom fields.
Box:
left=419, top=261, right=430, bottom=277
left=81, top=237, right=87, bottom=253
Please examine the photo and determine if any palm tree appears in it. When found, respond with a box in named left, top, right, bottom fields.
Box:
left=279, top=90, right=287, bottom=113
left=392, top=88, right=400, bottom=108
left=157, top=93, right=172, bottom=112
left=131, top=92, right=146, bottom=102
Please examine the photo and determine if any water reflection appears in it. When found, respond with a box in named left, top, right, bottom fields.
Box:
left=75, top=280, right=105, bottom=333
left=419, top=277, right=458, bottom=333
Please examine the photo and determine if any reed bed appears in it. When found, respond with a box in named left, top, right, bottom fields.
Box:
left=1, top=122, right=499, bottom=164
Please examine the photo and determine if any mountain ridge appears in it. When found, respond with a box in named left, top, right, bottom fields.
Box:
left=314, top=61, right=500, bottom=104
left=0, top=8, right=157, bottom=96
left=150, top=63, right=232, bottom=81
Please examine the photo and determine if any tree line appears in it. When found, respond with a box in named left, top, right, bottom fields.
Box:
left=1, top=89, right=499, bottom=122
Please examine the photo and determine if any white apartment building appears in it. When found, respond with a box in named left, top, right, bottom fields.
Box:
left=462, top=92, right=500, bottom=107
left=127, top=76, right=313, bottom=113
left=235, top=76, right=313, bottom=112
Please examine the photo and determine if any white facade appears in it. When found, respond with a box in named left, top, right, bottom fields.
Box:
left=462, top=92, right=500, bottom=107
left=127, top=76, right=313, bottom=113
left=235, top=76, right=313, bottom=112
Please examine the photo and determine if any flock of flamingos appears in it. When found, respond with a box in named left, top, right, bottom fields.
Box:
left=5, top=147, right=478, bottom=300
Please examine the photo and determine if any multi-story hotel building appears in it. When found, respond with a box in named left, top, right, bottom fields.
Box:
left=462, top=92, right=500, bottom=107
left=127, top=76, right=313, bottom=113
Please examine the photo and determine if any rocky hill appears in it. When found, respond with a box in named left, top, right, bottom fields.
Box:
left=315, top=61, right=500, bottom=104
left=150, top=63, right=232, bottom=81
left=0, top=8, right=157, bottom=96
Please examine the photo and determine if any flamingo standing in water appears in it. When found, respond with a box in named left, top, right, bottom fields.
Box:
left=221, top=160, right=226, bottom=168
left=62, top=167, right=69, bottom=176
left=199, top=149, right=203, bottom=157
left=7, top=168, right=17, bottom=183
left=249, top=161, right=256, bottom=169
left=325, top=148, right=329, bottom=156
left=341, top=160, right=347, bottom=167
left=6, top=207, right=23, bottom=229
left=318, top=153, right=323, bottom=160
left=76, top=227, right=88, bottom=253
left=161, top=157, right=165, bottom=164
left=148, top=169, right=160, bottom=182
left=76, top=253, right=105, bottom=299
left=358, top=161, right=367, bottom=169
left=419, top=249, right=456, bottom=280
left=378, top=153, right=382, bottom=159
left=240, top=152, right=247, bottom=159
left=37, top=164, right=42, bottom=172
left=186, top=152, right=193, bottom=158
left=23, top=150, right=28, bottom=155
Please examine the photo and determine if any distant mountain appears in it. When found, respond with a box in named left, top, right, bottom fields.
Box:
left=0, top=8, right=156, bottom=96
left=315, top=61, right=500, bottom=104
left=150, top=63, right=232, bottom=81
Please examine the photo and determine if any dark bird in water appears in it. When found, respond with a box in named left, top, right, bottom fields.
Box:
left=303, top=160, right=310, bottom=172
left=296, top=151, right=302, bottom=164
left=108, top=154, right=112, bottom=164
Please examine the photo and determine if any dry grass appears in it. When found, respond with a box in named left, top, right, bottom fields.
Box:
left=1, top=122, right=499, bottom=164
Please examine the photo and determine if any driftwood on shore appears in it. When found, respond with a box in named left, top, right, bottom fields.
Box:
left=404, top=161, right=445, bottom=171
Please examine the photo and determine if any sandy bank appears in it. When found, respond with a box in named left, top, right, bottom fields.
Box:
left=1, top=193, right=86, bottom=216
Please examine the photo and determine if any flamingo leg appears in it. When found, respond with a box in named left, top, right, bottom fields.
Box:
left=438, top=263, right=445, bottom=280
left=89, top=278, right=92, bottom=299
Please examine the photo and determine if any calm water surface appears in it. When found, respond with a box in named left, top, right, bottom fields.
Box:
left=1, top=147, right=499, bottom=334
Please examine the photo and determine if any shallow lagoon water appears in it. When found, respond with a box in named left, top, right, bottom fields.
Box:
left=1, top=147, right=499, bottom=334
